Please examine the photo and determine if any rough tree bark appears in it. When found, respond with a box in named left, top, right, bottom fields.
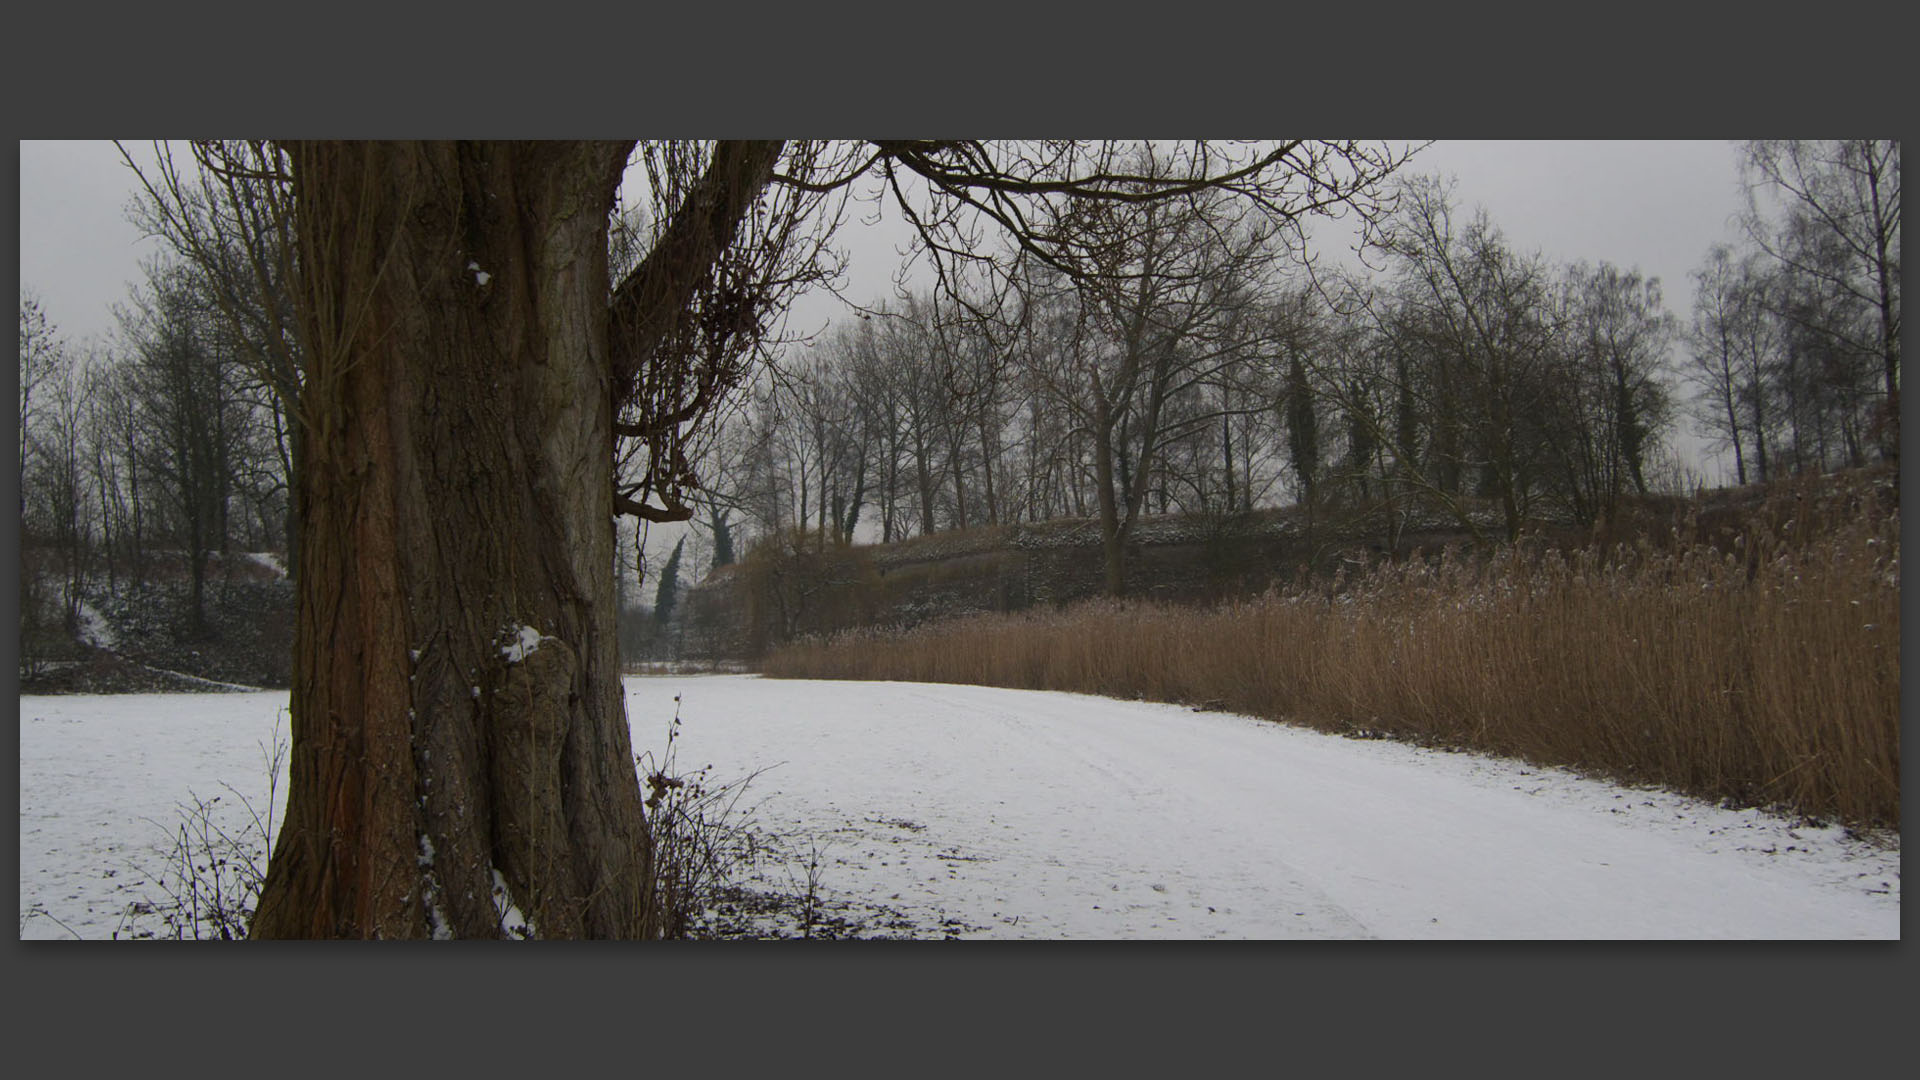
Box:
left=252, top=141, right=655, bottom=938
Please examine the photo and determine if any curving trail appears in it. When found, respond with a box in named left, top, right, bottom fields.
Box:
left=18, top=677, right=1898, bottom=939
left=633, top=675, right=1898, bottom=939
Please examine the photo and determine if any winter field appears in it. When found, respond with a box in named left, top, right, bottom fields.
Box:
left=18, top=673, right=1900, bottom=940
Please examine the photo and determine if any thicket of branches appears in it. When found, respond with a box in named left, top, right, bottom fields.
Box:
left=673, top=142, right=1896, bottom=599
left=1685, top=140, right=1900, bottom=484
left=17, top=270, right=293, bottom=674
left=18, top=142, right=310, bottom=677
left=19, top=140, right=1897, bottom=661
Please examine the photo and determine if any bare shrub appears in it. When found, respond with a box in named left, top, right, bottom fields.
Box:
left=117, top=713, right=288, bottom=940
left=636, top=694, right=774, bottom=939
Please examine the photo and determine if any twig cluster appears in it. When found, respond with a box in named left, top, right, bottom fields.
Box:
left=116, top=714, right=288, bottom=940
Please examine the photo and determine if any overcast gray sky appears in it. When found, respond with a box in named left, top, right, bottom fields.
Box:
left=1411, top=139, right=1748, bottom=298
left=19, top=139, right=1753, bottom=484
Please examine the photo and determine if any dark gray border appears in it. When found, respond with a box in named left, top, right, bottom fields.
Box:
left=6, top=1, right=1910, bottom=1071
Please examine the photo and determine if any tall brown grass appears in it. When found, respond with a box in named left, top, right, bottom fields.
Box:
left=766, top=472, right=1901, bottom=828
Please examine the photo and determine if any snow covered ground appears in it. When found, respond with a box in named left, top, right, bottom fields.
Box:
left=20, top=691, right=291, bottom=940
left=18, top=675, right=1900, bottom=939
left=241, top=551, right=288, bottom=578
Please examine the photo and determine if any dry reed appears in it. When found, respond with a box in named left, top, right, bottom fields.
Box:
left=766, top=472, right=1901, bottom=828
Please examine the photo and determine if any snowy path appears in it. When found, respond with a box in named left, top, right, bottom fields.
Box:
left=634, top=676, right=1898, bottom=939
left=17, top=677, right=1898, bottom=939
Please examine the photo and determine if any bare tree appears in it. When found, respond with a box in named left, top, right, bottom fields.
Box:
left=1274, top=288, right=1324, bottom=512
left=123, top=142, right=308, bottom=573
left=836, top=312, right=913, bottom=542
left=116, top=264, right=244, bottom=635
left=18, top=292, right=62, bottom=517
left=1686, top=245, right=1756, bottom=485
left=883, top=295, right=955, bottom=537
left=1546, top=261, right=1677, bottom=522
left=21, top=337, right=94, bottom=639
left=1374, top=176, right=1563, bottom=539
left=1741, top=140, right=1900, bottom=460
left=86, top=357, right=153, bottom=586
left=17, top=293, right=66, bottom=676
left=236, top=139, right=1408, bottom=938
left=1020, top=172, right=1293, bottom=593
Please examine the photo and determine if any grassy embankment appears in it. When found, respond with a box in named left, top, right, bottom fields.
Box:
left=766, top=472, right=1901, bottom=828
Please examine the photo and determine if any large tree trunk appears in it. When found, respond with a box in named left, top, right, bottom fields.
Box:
left=251, top=141, right=652, bottom=938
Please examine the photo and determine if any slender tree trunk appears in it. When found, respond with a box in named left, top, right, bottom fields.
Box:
left=913, top=422, right=937, bottom=537
left=816, top=435, right=830, bottom=550
left=841, top=452, right=866, bottom=540
left=95, top=442, right=118, bottom=594
left=188, top=517, right=207, bottom=637
left=1717, top=333, right=1748, bottom=486
left=1749, top=361, right=1770, bottom=485
left=880, top=429, right=898, bottom=543
left=1092, top=397, right=1127, bottom=597
left=252, top=141, right=651, bottom=939
left=976, top=405, right=998, bottom=526
left=1614, top=363, right=1647, bottom=496
left=948, top=438, right=968, bottom=531
left=1221, top=407, right=1235, bottom=512
left=126, top=428, right=145, bottom=587
left=1866, top=149, right=1899, bottom=462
